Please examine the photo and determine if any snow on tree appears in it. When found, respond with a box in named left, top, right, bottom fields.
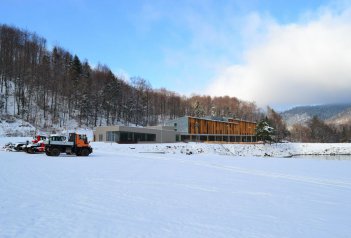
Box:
left=193, top=101, right=205, bottom=118
left=256, top=119, right=275, bottom=143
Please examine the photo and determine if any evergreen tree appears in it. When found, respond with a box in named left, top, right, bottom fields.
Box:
left=256, top=119, right=275, bottom=143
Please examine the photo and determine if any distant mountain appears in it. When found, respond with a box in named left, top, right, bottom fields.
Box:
left=281, top=103, right=351, bottom=128
left=326, top=107, right=351, bottom=125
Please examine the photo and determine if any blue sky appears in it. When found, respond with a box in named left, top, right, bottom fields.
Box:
left=1, top=0, right=350, bottom=110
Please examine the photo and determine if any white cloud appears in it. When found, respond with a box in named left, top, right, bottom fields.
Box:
left=113, top=68, right=131, bottom=82
left=206, top=7, right=351, bottom=108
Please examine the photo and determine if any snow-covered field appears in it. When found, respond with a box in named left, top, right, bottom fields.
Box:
left=1, top=139, right=351, bottom=238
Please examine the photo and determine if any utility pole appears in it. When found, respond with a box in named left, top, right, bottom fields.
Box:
left=161, top=126, right=163, bottom=143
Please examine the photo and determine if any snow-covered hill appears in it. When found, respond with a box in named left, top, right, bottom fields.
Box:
left=281, top=103, right=351, bottom=127
left=326, top=107, right=351, bottom=125
left=0, top=115, right=94, bottom=140
left=0, top=117, right=36, bottom=136
left=1, top=140, right=350, bottom=238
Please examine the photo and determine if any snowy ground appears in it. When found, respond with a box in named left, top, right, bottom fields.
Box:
left=92, top=142, right=351, bottom=157
left=1, top=139, right=351, bottom=238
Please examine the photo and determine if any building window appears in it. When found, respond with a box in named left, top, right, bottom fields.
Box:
left=106, top=131, right=112, bottom=142
left=98, top=134, right=103, bottom=141
left=176, top=134, right=180, bottom=142
left=145, top=133, right=156, bottom=141
left=118, top=132, right=156, bottom=143
left=106, top=131, right=120, bottom=142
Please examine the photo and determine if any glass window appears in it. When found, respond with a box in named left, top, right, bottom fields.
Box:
left=106, top=132, right=111, bottom=142
left=106, top=131, right=120, bottom=142
left=106, top=131, right=156, bottom=143
left=146, top=133, right=156, bottom=141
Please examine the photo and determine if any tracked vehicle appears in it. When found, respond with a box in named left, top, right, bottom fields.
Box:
left=24, top=135, right=47, bottom=153
left=45, top=133, right=92, bottom=156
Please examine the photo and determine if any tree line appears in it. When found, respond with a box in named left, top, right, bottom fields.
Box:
left=0, top=24, right=262, bottom=130
left=259, top=107, right=351, bottom=143
left=289, top=116, right=351, bottom=143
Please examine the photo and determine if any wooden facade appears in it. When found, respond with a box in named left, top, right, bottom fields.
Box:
left=165, top=116, right=257, bottom=143
left=188, top=117, right=256, bottom=135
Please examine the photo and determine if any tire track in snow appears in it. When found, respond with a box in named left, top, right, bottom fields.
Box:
left=130, top=152, right=351, bottom=189
left=191, top=162, right=351, bottom=189
left=121, top=152, right=351, bottom=189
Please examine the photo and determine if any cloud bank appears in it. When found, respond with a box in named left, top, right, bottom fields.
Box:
left=206, top=7, right=351, bottom=108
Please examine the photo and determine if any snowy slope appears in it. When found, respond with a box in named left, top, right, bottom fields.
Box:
left=1, top=141, right=351, bottom=238
left=281, top=103, right=351, bottom=127
left=0, top=118, right=36, bottom=137
left=0, top=116, right=94, bottom=140
left=326, top=107, right=351, bottom=125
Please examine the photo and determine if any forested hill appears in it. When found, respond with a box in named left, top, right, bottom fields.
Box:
left=281, top=103, right=351, bottom=127
left=0, top=24, right=262, bottom=131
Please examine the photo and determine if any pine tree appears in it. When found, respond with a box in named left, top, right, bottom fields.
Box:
left=256, top=119, right=274, bottom=143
